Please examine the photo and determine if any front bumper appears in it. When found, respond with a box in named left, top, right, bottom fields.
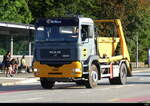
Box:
left=33, top=61, right=82, bottom=78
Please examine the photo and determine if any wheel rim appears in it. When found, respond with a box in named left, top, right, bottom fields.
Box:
left=91, top=71, right=98, bottom=82
left=120, top=64, right=127, bottom=84
left=122, top=68, right=126, bottom=78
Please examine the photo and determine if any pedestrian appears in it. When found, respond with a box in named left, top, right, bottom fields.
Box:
left=2, top=51, right=12, bottom=77
left=14, top=57, right=19, bottom=71
left=20, top=55, right=29, bottom=73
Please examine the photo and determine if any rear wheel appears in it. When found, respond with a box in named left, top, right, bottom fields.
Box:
left=109, top=63, right=127, bottom=85
left=84, top=64, right=98, bottom=88
left=40, top=78, right=55, bottom=89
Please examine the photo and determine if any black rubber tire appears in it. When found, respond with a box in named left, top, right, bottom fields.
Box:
left=40, top=78, right=55, bottom=89
left=84, top=64, right=98, bottom=88
left=75, top=80, right=85, bottom=85
left=109, top=63, right=127, bottom=85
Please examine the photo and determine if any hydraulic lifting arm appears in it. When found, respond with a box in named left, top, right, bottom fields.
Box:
left=94, top=19, right=130, bottom=62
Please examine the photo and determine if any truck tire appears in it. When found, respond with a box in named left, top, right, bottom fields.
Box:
left=85, top=64, right=98, bottom=88
left=40, top=78, right=55, bottom=89
left=75, top=80, right=84, bottom=85
left=109, top=63, right=127, bottom=85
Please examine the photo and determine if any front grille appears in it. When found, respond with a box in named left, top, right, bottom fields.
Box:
left=40, top=61, right=72, bottom=67
left=40, top=49, right=71, bottom=59
left=48, top=73, right=62, bottom=75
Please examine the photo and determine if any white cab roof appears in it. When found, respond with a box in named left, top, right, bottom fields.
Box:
left=79, top=17, right=93, bottom=24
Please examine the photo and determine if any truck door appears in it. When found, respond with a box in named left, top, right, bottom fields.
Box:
left=80, top=24, right=95, bottom=61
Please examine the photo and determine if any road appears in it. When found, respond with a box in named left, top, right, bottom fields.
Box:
left=0, top=70, right=150, bottom=103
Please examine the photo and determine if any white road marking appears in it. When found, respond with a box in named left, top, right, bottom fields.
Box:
left=25, top=97, right=43, bottom=101
left=112, top=84, right=134, bottom=88
left=0, top=77, right=27, bottom=80
left=3, top=97, right=43, bottom=102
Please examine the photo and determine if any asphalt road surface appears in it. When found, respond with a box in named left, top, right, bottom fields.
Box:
left=0, top=70, right=150, bottom=103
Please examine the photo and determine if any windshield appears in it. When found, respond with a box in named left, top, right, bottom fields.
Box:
left=59, top=26, right=78, bottom=34
left=35, top=26, right=78, bottom=41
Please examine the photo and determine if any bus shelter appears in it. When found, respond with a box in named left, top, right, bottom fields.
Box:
left=0, top=22, right=35, bottom=66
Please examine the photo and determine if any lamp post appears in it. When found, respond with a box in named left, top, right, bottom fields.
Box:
left=136, top=33, right=139, bottom=68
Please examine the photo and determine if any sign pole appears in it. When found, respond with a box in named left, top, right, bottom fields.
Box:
left=148, top=49, right=150, bottom=68
left=136, top=34, right=139, bottom=68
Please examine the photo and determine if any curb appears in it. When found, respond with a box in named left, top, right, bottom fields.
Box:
left=0, top=77, right=40, bottom=86
left=132, top=69, right=150, bottom=73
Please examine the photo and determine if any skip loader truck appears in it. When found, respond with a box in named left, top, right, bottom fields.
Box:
left=33, top=16, right=132, bottom=89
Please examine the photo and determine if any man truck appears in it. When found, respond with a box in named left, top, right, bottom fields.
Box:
left=33, top=16, right=132, bottom=89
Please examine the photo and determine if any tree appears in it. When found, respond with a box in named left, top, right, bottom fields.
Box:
left=0, top=0, right=32, bottom=23
left=28, top=0, right=95, bottom=23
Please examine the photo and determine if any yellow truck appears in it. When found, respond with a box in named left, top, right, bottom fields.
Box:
left=33, top=16, right=132, bottom=89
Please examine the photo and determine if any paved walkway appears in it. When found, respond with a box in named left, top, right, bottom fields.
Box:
left=0, top=72, right=39, bottom=86
left=132, top=67, right=150, bottom=72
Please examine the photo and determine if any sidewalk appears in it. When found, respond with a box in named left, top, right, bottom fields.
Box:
left=0, top=72, right=39, bottom=86
left=132, top=67, right=150, bottom=72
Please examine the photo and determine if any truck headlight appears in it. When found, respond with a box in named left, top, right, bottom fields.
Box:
left=72, top=68, right=82, bottom=74
left=33, top=68, right=38, bottom=72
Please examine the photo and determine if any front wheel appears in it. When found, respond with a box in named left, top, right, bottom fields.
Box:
left=75, top=80, right=85, bottom=85
left=84, top=64, right=98, bottom=88
left=40, top=78, right=55, bottom=89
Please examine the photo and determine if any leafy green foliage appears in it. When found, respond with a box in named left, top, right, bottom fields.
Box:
left=0, top=48, right=6, bottom=55
left=0, top=0, right=32, bottom=23
left=28, top=0, right=95, bottom=23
